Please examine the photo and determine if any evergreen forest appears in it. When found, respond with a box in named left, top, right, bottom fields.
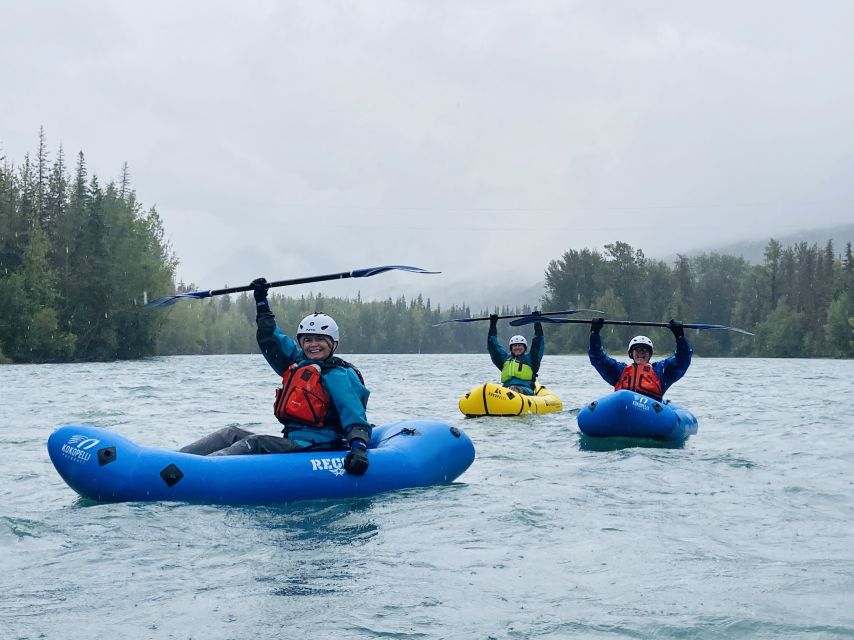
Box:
left=2, top=135, right=853, bottom=363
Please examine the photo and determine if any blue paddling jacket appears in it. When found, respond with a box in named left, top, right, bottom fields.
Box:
left=487, top=322, right=545, bottom=394
left=256, top=308, right=371, bottom=447
left=588, top=333, right=692, bottom=398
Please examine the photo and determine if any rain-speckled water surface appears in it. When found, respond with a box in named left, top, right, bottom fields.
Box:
left=2, top=354, right=853, bottom=639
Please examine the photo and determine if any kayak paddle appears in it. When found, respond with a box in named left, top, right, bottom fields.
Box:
left=146, top=265, right=440, bottom=309
left=433, top=309, right=603, bottom=327
left=508, top=316, right=755, bottom=335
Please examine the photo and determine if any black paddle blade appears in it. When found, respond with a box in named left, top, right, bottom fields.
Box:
left=684, top=323, right=755, bottom=336
left=351, top=265, right=441, bottom=277
left=145, top=290, right=213, bottom=309
left=433, top=316, right=486, bottom=326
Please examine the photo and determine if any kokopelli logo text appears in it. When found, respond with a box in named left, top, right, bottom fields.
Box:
left=61, top=435, right=101, bottom=463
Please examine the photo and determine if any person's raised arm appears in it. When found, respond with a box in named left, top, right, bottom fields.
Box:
left=253, top=277, right=300, bottom=375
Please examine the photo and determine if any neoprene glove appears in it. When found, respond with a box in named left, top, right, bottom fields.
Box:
left=590, top=317, right=605, bottom=335
left=530, top=311, right=543, bottom=336
left=488, top=313, right=499, bottom=334
left=344, top=441, right=369, bottom=475
left=250, top=277, right=270, bottom=303
left=668, top=319, right=685, bottom=339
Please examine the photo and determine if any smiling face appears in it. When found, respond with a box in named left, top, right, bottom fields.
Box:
left=510, top=343, right=526, bottom=357
left=630, top=346, right=652, bottom=365
left=299, top=334, right=334, bottom=360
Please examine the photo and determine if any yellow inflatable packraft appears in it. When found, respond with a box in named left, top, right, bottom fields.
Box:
left=458, top=382, right=563, bottom=417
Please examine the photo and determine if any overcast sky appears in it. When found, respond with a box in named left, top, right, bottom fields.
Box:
left=2, top=1, right=853, bottom=306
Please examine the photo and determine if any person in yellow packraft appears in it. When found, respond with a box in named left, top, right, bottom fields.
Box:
left=487, top=312, right=544, bottom=395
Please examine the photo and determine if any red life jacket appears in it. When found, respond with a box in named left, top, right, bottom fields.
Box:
left=614, top=363, right=663, bottom=401
left=274, top=363, right=331, bottom=426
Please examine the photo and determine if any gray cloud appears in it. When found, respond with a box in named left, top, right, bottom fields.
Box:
left=3, top=0, right=853, bottom=305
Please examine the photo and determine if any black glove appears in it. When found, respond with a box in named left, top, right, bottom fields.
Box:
left=488, top=313, right=498, bottom=334
left=590, top=317, right=605, bottom=335
left=250, top=277, right=270, bottom=303
left=343, top=441, right=369, bottom=475
left=530, top=310, right=541, bottom=316
left=668, top=319, right=685, bottom=340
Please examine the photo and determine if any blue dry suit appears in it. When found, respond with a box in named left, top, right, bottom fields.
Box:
left=487, top=322, right=545, bottom=395
left=587, top=332, right=692, bottom=398
left=256, top=309, right=371, bottom=449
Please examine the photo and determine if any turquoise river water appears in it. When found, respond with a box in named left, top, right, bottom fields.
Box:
left=2, top=353, right=853, bottom=639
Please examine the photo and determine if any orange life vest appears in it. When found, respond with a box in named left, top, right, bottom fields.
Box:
left=614, top=363, right=663, bottom=401
left=274, top=363, right=331, bottom=427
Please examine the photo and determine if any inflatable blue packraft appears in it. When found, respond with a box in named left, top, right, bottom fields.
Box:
left=48, top=421, right=475, bottom=505
left=577, top=390, right=698, bottom=441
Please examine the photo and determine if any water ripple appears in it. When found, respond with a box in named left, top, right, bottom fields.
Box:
left=2, top=355, right=854, bottom=638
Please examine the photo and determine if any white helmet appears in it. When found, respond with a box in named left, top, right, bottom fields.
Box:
left=297, top=313, right=339, bottom=343
left=627, top=335, right=653, bottom=355
left=509, top=335, right=528, bottom=349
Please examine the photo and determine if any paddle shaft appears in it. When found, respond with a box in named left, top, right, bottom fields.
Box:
left=436, top=308, right=603, bottom=325
left=555, top=318, right=735, bottom=331
left=206, top=270, right=357, bottom=297
left=511, top=317, right=677, bottom=328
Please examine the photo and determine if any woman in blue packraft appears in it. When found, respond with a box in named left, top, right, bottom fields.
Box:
left=587, top=317, right=692, bottom=401
left=487, top=312, right=545, bottom=395
left=180, top=278, right=371, bottom=475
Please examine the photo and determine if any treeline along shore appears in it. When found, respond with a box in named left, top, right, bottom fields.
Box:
left=2, top=135, right=853, bottom=363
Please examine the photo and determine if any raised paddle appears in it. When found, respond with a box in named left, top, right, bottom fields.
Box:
left=145, top=265, right=440, bottom=309
left=433, top=308, right=603, bottom=326
left=508, top=315, right=755, bottom=335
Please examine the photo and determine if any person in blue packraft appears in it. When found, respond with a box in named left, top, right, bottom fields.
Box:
left=180, top=278, right=371, bottom=475
left=487, top=312, right=545, bottom=395
left=587, top=317, right=692, bottom=401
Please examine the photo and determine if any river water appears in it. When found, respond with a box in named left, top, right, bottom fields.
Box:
left=2, top=354, right=853, bottom=639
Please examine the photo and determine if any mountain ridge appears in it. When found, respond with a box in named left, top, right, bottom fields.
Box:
left=657, top=223, right=854, bottom=265
left=195, top=224, right=853, bottom=310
